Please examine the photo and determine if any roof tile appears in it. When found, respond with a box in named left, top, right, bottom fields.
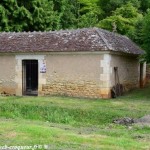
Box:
left=0, top=27, right=144, bottom=55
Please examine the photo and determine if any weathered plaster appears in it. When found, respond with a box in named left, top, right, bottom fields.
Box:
left=0, top=55, right=16, bottom=95
left=110, top=54, right=140, bottom=91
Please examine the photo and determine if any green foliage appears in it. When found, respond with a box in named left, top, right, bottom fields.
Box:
left=0, top=0, right=147, bottom=32
left=0, top=5, right=8, bottom=31
left=99, top=0, right=125, bottom=17
left=139, top=0, right=150, bottom=12
left=53, top=0, right=78, bottom=29
left=78, top=12, right=98, bottom=28
left=0, top=0, right=81, bottom=31
left=31, top=0, right=59, bottom=31
left=77, top=0, right=103, bottom=28
left=141, top=10, right=150, bottom=62
left=78, top=0, right=102, bottom=15
left=97, top=3, right=143, bottom=36
left=12, top=6, right=32, bottom=31
left=98, top=0, right=140, bottom=17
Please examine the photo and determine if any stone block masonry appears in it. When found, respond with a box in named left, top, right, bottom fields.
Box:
left=99, top=54, right=112, bottom=98
left=0, top=52, right=141, bottom=98
left=41, top=80, right=101, bottom=98
left=110, top=54, right=140, bottom=94
left=42, top=53, right=104, bottom=98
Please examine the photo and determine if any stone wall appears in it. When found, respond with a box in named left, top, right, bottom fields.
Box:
left=40, top=53, right=141, bottom=98
left=0, top=52, right=141, bottom=98
left=110, top=54, right=139, bottom=92
left=41, top=53, right=103, bottom=98
left=99, top=54, right=112, bottom=98
left=42, top=81, right=100, bottom=98
left=0, top=55, right=16, bottom=95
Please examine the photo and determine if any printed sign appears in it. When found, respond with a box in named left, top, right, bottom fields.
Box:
left=40, top=61, right=46, bottom=73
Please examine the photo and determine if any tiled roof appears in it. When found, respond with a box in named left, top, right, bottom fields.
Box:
left=0, top=27, right=144, bottom=55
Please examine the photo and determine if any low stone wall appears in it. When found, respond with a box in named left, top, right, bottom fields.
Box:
left=41, top=81, right=101, bottom=98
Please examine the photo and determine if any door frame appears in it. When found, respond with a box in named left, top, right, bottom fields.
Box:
left=15, top=55, right=46, bottom=96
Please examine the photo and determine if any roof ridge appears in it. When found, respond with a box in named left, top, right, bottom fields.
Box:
left=0, top=28, right=98, bottom=34
left=94, top=28, right=112, bottom=50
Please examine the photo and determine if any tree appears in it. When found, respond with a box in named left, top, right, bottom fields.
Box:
left=30, top=0, right=59, bottom=31
left=141, top=10, right=150, bottom=62
left=0, top=0, right=60, bottom=31
left=0, top=1, right=31, bottom=31
left=77, top=0, right=103, bottom=28
left=98, top=0, right=140, bottom=17
left=0, top=5, right=8, bottom=31
left=98, top=0, right=125, bottom=17
left=97, top=3, right=143, bottom=37
left=53, top=0, right=78, bottom=29
left=11, top=6, right=32, bottom=31
left=139, top=0, right=150, bottom=13
left=0, top=0, right=148, bottom=32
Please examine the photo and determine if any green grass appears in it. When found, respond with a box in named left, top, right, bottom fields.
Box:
left=0, top=118, right=149, bottom=150
left=0, top=86, right=150, bottom=149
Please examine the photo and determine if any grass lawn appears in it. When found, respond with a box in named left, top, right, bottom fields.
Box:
left=0, top=86, right=150, bottom=150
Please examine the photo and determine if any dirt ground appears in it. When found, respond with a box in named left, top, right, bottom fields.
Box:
left=134, top=115, right=150, bottom=126
left=113, top=115, right=150, bottom=126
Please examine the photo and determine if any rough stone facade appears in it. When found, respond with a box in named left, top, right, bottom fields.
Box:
left=41, top=53, right=103, bottom=98
left=42, top=81, right=100, bottom=98
left=40, top=53, right=143, bottom=98
left=0, top=52, right=144, bottom=98
left=110, top=54, right=140, bottom=91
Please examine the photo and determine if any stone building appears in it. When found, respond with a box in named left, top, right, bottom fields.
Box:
left=0, top=28, right=146, bottom=98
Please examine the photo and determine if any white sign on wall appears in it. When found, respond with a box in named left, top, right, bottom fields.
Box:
left=40, top=61, right=46, bottom=73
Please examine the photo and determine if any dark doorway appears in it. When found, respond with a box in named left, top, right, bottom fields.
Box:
left=140, top=63, right=144, bottom=88
left=22, top=60, right=38, bottom=96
